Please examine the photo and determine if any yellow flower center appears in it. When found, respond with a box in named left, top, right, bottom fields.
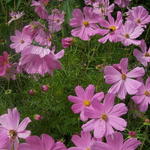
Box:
left=144, top=52, right=150, bottom=57
left=144, top=91, right=150, bottom=96
left=101, top=113, right=108, bottom=121
left=83, top=21, right=89, bottom=27
left=86, top=148, right=90, bottom=150
left=124, top=34, right=130, bottom=38
left=9, top=130, right=17, bottom=139
left=83, top=100, right=91, bottom=107
left=109, top=26, right=117, bottom=32
left=121, top=74, right=127, bottom=80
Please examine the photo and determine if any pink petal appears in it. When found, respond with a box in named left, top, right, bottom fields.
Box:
left=85, top=84, right=95, bottom=100
left=18, top=130, right=31, bottom=139
left=75, top=86, right=85, bottom=99
left=125, top=78, right=142, bottom=94
left=127, top=67, right=145, bottom=78
left=109, top=116, right=127, bottom=131
left=82, top=119, right=95, bottom=131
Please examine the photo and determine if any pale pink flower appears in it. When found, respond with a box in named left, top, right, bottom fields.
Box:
left=0, top=51, right=11, bottom=76
left=133, top=40, right=150, bottom=67
left=10, top=30, right=32, bottom=53
left=104, top=58, right=145, bottom=99
left=126, top=6, right=150, bottom=27
left=82, top=94, right=128, bottom=138
left=41, top=84, right=49, bottom=92
left=0, top=108, right=31, bottom=149
left=68, top=84, right=104, bottom=121
left=18, top=46, right=64, bottom=76
left=19, top=134, right=67, bottom=150
left=34, top=114, right=43, bottom=120
left=48, top=9, right=65, bottom=33
left=61, top=37, right=74, bottom=48
left=97, top=11, right=123, bottom=43
left=91, top=132, right=141, bottom=150
left=31, top=0, right=48, bottom=20
left=117, top=22, right=144, bottom=46
left=70, top=7, right=100, bottom=41
left=68, top=131, right=95, bottom=150
left=8, top=11, right=24, bottom=25
left=93, top=0, right=114, bottom=17
left=132, top=77, right=150, bottom=112
left=115, top=0, right=131, bottom=8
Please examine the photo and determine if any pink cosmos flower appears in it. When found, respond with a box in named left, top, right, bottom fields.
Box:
left=18, top=45, right=64, bottom=75
left=68, top=84, right=104, bottom=121
left=0, top=51, right=11, bottom=76
left=126, top=6, right=150, bottom=27
left=34, top=28, right=51, bottom=47
left=10, top=30, right=32, bottom=53
left=97, top=11, right=123, bottom=43
left=93, top=0, right=114, bottom=17
left=0, top=108, right=31, bottom=150
left=8, top=11, right=24, bottom=25
left=117, top=22, right=144, bottom=46
left=82, top=94, right=128, bottom=138
left=132, top=77, right=150, bottom=112
left=68, top=131, right=95, bottom=150
left=70, top=7, right=100, bottom=41
left=115, top=0, right=131, bottom=8
left=19, top=134, right=67, bottom=150
left=31, top=0, right=48, bottom=20
left=133, top=40, right=150, bottom=67
left=61, top=37, right=74, bottom=48
left=48, top=9, right=65, bottom=33
left=104, top=58, right=145, bottom=99
left=91, top=132, right=141, bottom=150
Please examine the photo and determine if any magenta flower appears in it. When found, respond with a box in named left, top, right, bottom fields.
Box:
left=97, top=11, right=123, bottom=43
left=133, top=40, right=150, bottom=66
left=68, top=131, right=95, bottom=150
left=19, top=134, right=67, bottom=150
left=31, top=0, right=48, bottom=20
left=18, top=46, right=64, bottom=75
left=82, top=94, right=128, bottom=138
left=68, top=84, right=104, bottom=121
left=93, top=0, right=114, bottom=17
left=10, top=30, right=32, bottom=53
left=91, top=132, right=141, bottom=150
left=126, top=6, right=150, bottom=27
left=0, top=108, right=31, bottom=149
left=48, top=9, right=65, bottom=33
left=70, top=7, right=100, bottom=41
left=104, top=58, right=145, bottom=99
left=0, top=51, right=11, bottom=76
left=115, top=0, right=131, bottom=8
left=117, top=22, right=144, bottom=46
left=8, top=11, right=24, bottom=25
left=132, top=77, right=150, bottom=112
left=61, top=37, right=74, bottom=48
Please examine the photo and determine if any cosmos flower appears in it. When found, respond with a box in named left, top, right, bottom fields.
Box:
left=68, top=84, right=104, bottom=121
left=0, top=108, right=31, bottom=150
left=126, top=6, right=150, bottom=27
left=8, top=11, right=24, bottom=25
left=70, top=7, right=100, bottom=40
left=132, top=77, right=150, bottom=112
left=0, top=51, right=11, bottom=76
left=104, top=58, right=145, bottom=99
left=91, top=132, right=141, bottom=150
left=82, top=93, right=128, bottom=138
left=117, top=22, right=144, bottom=46
left=133, top=40, right=150, bottom=66
left=19, top=134, right=67, bottom=150
left=10, top=30, right=32, bottom=53
left=68, top=131, right=95, bottom=150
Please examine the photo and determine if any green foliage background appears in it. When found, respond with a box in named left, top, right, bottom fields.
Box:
left=0, top=0, right=150, bottom=149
